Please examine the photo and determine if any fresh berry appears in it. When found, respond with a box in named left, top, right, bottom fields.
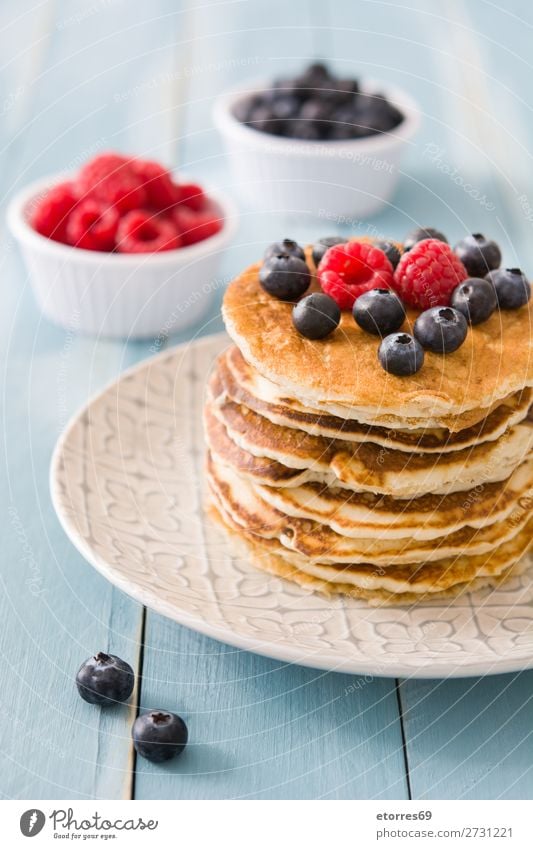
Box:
left=132, top=710, right=188, bottom=763
left=77, top=153, right=147, bottom=213
left=393, top=239, right=467, bottom=310
left=292, top=292, right=341, bottom=339
left=450, top=278, right=498, bottom=325
left=259, top=254, right=311, bottom=300
left=403, top=227, right=448, bottom=251
left=414, top=306, right=468, bottom=353
left=353, top=288, right=406, bottom=337
left=233, top=62, right=403, bottom=141
left=30, top=182, right=78, bottom=242
left=264, top=239, right=305, bottom=262
left=374, top=240, right=402, bottom=270
left=66, top=200, right=119, bottom=251
left=486, top=268, right=531, bottom=309
left=131, top=159, right=177, bottom=210
left=176, top=182, right=207, bottom=212
left=454, top=233, right=501, bottom=277
left=378, top=333, right=424, bottom=376
left=116, top=210, right=181, bottom=253
left=312, top=236, right=347, bottom=267
left=317, top=241, right=394, bottom=310
left=76, top=652, right=134, bottom=706
left=172, top=203, right=223, bottom=245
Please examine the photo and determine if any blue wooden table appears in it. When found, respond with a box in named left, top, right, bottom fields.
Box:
left=2, top=0, right=533, bottom=800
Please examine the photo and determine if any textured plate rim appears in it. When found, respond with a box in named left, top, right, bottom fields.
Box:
left=50, top=332, right=533, bottom=679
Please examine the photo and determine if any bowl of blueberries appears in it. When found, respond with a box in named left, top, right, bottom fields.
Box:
left=214, top=62, right=420, bottom=218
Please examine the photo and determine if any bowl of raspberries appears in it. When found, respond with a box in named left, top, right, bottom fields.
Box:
left=214, top=62, right=420, bottom=218
left=8, top=152, right=237, bottom=338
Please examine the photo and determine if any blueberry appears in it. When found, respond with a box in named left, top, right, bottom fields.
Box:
left=378, top=333, right=424, bottom=376
left=270, top=95, right=300, bottom=120
left=247, top=104, right=284, bottom=134
left=404, top=227, right=448, bottom=251
left=259, top=254, right=311, bottom=300
left=414, top=306, right=468, bottom=353
left=132, top=710, right=188, bottom=763
left=355, top=94, right=403, bottom=134
left=298, top=98, right=333, bottom=127
left=454, top=233, right=501, bottom=277
left=292, top=292, right=341, bottom=339
left=450, top=277, right=498, bottom=325
left=287, top=120, right=322, bottom=140
left=312, top=236, right=347, bottom=267
left=264, top=239, right=305, bottom=262
left=76, top=652, right=134, bottom=706
left=486, top=267, right=531, bottom=309
left=374, top=240, right=402, bottom=270
left=354, top=288, right=406, bottom=337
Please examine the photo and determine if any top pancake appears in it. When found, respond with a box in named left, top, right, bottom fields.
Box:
left=223, top=246, right=533, bottom=420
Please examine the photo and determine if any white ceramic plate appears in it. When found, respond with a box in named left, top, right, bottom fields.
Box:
left=51, top=333, right=533, bottom=678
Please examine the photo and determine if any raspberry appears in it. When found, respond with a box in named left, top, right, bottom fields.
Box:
left=116, top=210, right=181, bottom=253
left=66, top=199, right=119, bottom=251
left=172, top=203, right=223, bottom=245
left=393, top=239, right=468, bottom=310
left=77, top=152, right=147, bottom=213
left=131, top=159, right=178, bottom=210
left=317, top=240, right=394, bottom=310
left=176, top=182, right=207, bottom=212
left=30, top=181, right=78, bottom=242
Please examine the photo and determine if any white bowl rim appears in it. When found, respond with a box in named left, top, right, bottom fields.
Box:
left=7, top=173, right=239, bottom=265
left=213, top=76, right=421, bottom=154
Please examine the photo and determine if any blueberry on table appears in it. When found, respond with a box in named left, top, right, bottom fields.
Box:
left=259, top=254, right=311, bottom=300
left=414, top=306, right=468, bottom=353
left=292, top=292, right=341, bottom=339
left=312, top=236, right=347, bottom=267
left=454, top=233, right=501, bottom=278
left=403, top=227, right=448, bottom=251
left=486, top=268, right=531, bottom=310
left=374, top=240, right=402, bottom=270
left=233, top=63, right=402, bottom=141
left=353, top=288, right=406, bottom=336
left=132, top=710, right=188, bottom=763
left=264, top=239, right=305, bottom=262
left=378, top=333, right=424, bottom=376
left=76, top=652, right=134, bottom=706
left=451, top=277, right=498, bottom=325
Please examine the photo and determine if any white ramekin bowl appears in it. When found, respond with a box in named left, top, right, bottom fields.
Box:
left=214, top=79, right=420, bottom=219
left=7, top=176, right=238, bottom=339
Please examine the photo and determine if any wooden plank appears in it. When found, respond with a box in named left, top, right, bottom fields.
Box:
left=0, top=0, right=182, bottom=799
left=399, top=673, right=533, bottom=799
left=398, top=0, right=533, bottom=801
left=133, top=0, right=409, bottom=800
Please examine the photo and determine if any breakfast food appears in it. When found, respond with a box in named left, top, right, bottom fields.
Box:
left=204, top=231, right=533, bottom=605
left=30, top=152, right=223, bottom=252
left=233, top=62, right=404, bottom=141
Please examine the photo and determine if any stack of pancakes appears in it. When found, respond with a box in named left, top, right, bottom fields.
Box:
left=204, top=245, right=533, bottom=605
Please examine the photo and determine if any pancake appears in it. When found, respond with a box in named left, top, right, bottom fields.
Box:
left=204, top=236, right=533, bottom=604
left=255, top=458, right=533, bottom=540
left=221, top=346, right=533, bottom=447
left=208, top=387, right=533, bottom=497
left=207, top=451, right=531, bottom=564
left=223, top=247, right=533, bottom=422
left=208, top=501, right=532, bottom=605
